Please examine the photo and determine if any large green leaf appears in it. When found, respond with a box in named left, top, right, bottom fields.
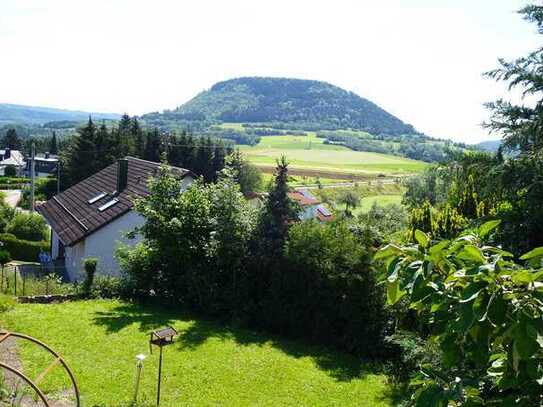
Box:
left=460, top=281, right=488, bottom=303
left=511, top=270, right=543, bottom=284
left=513, top=322, right=540, bottom=359
left=415, top=229, right=430, bottom=248
left=458, top=245, right=486, bottom=264
left=478, top=219, right=501, bottom=238
left=374, top=244, right=402, bottom=260
left=520, top=246, right=543, bottom=261
left=386, top=281, right=405, bottom=305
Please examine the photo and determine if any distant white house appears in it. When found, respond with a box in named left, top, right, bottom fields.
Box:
left=246, top=189, right=333, bottom=223
left=37, top=157, right=194, bottom=281
left=0, top=148, right=25, bottom=176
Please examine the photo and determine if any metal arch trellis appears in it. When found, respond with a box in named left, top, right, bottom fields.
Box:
left=0, top=331, right=80, bottom=407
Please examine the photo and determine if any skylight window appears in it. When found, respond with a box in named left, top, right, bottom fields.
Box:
left=88, top=192, right=107, bottom=204
left=98, top=198, right=119, bottom=212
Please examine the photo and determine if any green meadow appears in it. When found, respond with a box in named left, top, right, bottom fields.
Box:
left=238, top=133, right=427, bottom=177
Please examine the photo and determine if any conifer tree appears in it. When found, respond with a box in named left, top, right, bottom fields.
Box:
left=212, top=141, right=226, bottom=181
left=2, top=128, right=22, bottom=150
left=257, top=156, right=298, bottom=258
left=132, top=118, right=144, bottom=158
left=50, top=131, right=58, bottom=155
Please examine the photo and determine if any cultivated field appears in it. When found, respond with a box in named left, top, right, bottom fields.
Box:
left=239, top=133, right=427, bottom=178
left=1, top=300, right=395, bottom=406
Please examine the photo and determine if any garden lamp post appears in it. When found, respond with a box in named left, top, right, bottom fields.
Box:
left=149, top=327, right=177, bottom=407
left=133, top=353, right=146, bottom=403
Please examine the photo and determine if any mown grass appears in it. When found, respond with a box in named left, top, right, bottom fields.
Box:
left=239, top=133, right=427, bottom=177
left=357, top=195, right=404, bottom=213
left=1, top=300, right=396, bottom=406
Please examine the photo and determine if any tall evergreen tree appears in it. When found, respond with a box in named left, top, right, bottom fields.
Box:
left=63, top=117, right=99, bottom=186
left=2, top=128, right=22, bottom=150
left=132, top=118, right=144, bottom=158
left=144, top=129, right=162, bottom=162
left=50, top=131, right=58, bottom=154
left=212, top=140, right=226, bottom=182
left=257, top=156, right=299, bottom=258
left=482, top=4, right=543, bottom=252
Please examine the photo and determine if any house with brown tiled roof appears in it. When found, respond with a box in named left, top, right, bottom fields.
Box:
left=246, top=189, right=333, bottom=223
left=37, top=157, right=194, bottom=281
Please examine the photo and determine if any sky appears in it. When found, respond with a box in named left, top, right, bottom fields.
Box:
left=0, top=0, right=540, bottom=143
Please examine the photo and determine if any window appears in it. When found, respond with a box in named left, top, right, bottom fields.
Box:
left=98, top=198, right=119, bottom=212
left=88, top=192, right=107, bottom=204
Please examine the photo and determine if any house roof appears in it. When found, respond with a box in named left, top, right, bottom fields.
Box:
left=0, top=149, right=25, bottom=167
left=288, top=190, right=320, bottom=206
left=316, top=205, right=333, bottom=222
left=37, top=157, right=192, bottom=247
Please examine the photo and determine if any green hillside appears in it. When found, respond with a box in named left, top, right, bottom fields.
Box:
left=143, top=77, right=417, bottom=135
left=0, top=103, right=120, bottom=125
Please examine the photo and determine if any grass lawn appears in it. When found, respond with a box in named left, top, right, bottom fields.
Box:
left=357, top=195, right=404, bottom=213
left=239, top=133, right=426, bottom=177
left=1, top=300, right=396, bottom=406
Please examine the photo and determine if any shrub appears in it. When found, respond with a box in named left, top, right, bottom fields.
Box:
left=0, top=233, right=49, bottom=262
left=384, top=331, right=441, bottom=384
left=0, top=293, right=15, bottom=313
left=83, top=257, right=98, bottom=294
left=6, top=212, right=48, bottom=241
left=0, top=201, right=15, bottom=233
left=377, top=221, right=543, bottom=405
left=91, top=276, right=122, bottom=299
left=283, top=221, right=387, bottom=355
left=0, top=250, right=10, bottom=267
left=3, top=165, right=16, bottom=177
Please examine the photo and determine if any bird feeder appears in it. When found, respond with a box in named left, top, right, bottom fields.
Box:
left=149, top=327, right=177, bottom=406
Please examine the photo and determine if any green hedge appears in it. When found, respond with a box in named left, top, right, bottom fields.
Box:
left=0, top=233, right=49, bottom=262
left=0, top=177, right=27, bottom=184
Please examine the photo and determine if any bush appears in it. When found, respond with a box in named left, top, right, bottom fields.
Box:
left=6, top=212, right=48, bottom=241
left=0, top=250, right=10, bottom=267
left=91, top=276, right=122, bottom=299
left=384, top=331, right=441, bottom=384
left=3, top=165, right=16, bottom=177
left=282, top=221, right=387, bottom=355
left=83, top=257, right=97, bottom=294
left=0, top=293, right=15, bottom=313
left=0, top=202, right=15, bottom=233
left=0, top=233, right=49, bottom=262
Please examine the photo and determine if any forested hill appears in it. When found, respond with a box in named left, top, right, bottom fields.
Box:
left=143, top=77, right=417, bottom=136
left=0, top=103, right=120, bottom=125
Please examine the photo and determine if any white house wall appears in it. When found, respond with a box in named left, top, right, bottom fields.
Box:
left=83, top=210, right=144, bottom=278
left=64, top=240, right=85, bottom=281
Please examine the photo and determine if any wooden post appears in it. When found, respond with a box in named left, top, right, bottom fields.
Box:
left=157, top=345, right=163, bottom=406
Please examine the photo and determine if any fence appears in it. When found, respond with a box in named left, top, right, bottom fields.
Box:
left=0, top=263, right=76, bottom=297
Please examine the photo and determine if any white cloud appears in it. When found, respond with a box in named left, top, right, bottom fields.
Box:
left=0, top=0, right=538, bottom=143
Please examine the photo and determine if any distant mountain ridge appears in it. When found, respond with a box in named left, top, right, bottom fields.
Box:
left=0, top=103, right=120, bottom=125
left=476, top=139, right=501, bottom=152
left=143, top=77, right=417, bottom=136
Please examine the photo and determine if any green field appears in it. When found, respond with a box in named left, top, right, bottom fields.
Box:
left=239, top=133, right=427, bottom=177
left=358, top=195, right=403, bottom=212
left=1, top=300, right=395, bottom=406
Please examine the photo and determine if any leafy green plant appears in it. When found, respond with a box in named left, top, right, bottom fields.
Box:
left=376, top=220, right=543, bottom=405
left=82, top=257, right=98, bottom=295
left=0, top=233, right=49, bottom=262
left=5, top=212, right=48, bottom=241
left=0, top=293, right=16, bottom=313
